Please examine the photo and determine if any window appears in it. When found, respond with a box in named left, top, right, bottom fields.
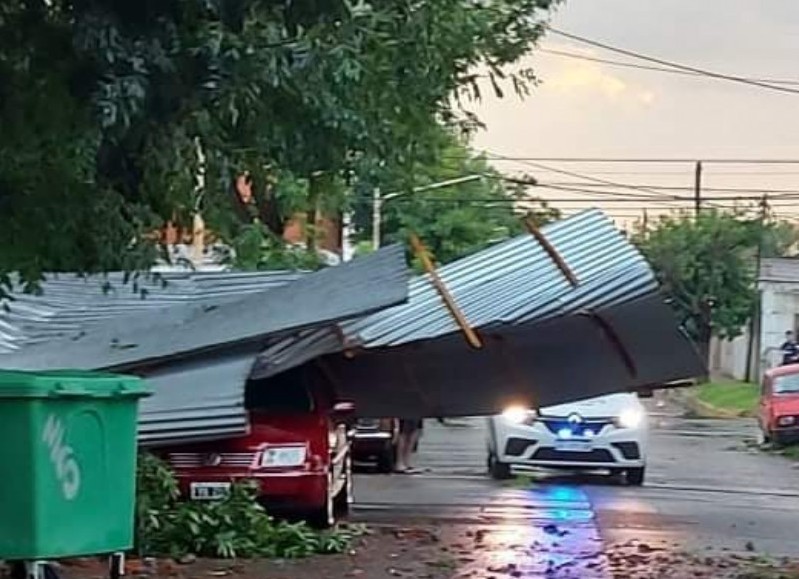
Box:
left=773, top=373, right=799, bottom=395
left=245, top=367, right=314, bottom=414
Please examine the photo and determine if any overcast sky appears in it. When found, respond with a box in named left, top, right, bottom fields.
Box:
left=468, top=0, right=799, bottom=226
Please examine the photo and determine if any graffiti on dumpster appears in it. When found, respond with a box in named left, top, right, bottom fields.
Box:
left=42, top=414, right=81, bottom=500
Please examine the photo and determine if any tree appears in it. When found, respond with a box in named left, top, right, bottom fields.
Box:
left=760, top=220, right=799, bottom=258
left=0, top=0, right=561, bottom=291
left=353, top=132, right=559, bottom=265
left=634, top=210, right=765, bottom=361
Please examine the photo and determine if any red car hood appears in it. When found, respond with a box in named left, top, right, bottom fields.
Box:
left=166, top=414, right=326, bottom=455
left=248, top=415, right=324, bottom=447
left=772, top=394, right=799, bottom=416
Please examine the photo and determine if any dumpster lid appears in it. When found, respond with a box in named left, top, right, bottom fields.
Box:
left=0, top=370, right=150, bottom=399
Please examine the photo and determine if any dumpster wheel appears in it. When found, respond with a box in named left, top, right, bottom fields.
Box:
left=9, top=562, right=61, bottom=579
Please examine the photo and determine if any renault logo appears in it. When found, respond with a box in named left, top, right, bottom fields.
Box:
left=568, top=413, right=582, bottom=424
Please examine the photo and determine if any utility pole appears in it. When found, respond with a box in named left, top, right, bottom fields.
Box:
left=371, top=175, right=483, bottom=251
left=371, top=187, right=382, bottom=250
left=745, top=194, right=769, bottom=381
left=694, top=161, right=703, bottom=215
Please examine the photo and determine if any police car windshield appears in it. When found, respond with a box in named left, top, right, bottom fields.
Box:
left=774, top=373, right=799, bottom=395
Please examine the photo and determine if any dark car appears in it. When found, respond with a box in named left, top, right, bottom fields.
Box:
left=351, top=418, right=399, bottom=473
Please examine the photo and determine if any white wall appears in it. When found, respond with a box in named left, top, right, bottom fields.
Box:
left=710, top=332, right=749, bottom=381
left=759, top=283, right=799, bottom=376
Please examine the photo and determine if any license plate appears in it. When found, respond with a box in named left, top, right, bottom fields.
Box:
left=190, top=482, right=231, bottom=501
left=554, top=440, right=593, bottom=453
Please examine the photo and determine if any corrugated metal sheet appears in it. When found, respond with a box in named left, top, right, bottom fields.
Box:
left=325, top=292, right=703, bottom=417
left=251, top=210, right=659, bottom=379
left=250, top=209, right=704, bottom=416
left=5, top=244, right=408, bottom=372
left=138, top=349, right=262, bottom=445
left=0, top=245, right=410, bottom=445
left=344, top=210, right=654, bottom=346
left=0, top=270, right=302, bottom=354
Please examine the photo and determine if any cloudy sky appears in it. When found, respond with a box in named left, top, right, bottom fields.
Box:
left=468, top=0, right=799, bottom=226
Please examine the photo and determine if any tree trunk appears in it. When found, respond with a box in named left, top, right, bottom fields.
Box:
left=306, top=175, right=322, bottom=251
left=696, top=321, right=712, bottom=384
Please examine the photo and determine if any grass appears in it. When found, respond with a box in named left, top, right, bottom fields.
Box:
left=770, top=445, right=799, bottom=461
left=693, top=380, right=759, bottom=416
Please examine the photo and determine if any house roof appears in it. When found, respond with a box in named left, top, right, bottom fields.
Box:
left=760, top=257, right=799, bottom=284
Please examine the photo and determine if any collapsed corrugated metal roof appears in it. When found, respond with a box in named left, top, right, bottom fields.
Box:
left=251, top=210, right=658, bottom=378
left=323, top=293, right=703, bottom=417
left=5, top=244, right=408, bottom=371
left=0, top=246, right=410, bottom=444
left=0, top=270, right=302, bottom=354
left=251, top=209, right=704, bottom=415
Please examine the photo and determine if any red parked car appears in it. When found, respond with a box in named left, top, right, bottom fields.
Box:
left=162, top=367, right=354, bottom=528
left=759, top=364, right=799, bottom=445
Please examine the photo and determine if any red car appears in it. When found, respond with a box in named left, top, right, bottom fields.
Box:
left=759, top=364, right=799, bottom=445
left=162, top=367, right=354, bottom=528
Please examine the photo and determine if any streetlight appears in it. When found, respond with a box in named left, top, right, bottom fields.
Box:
left=371, top=174, right=484, bottom=249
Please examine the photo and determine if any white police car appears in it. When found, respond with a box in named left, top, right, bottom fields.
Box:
left=486, top=393, right=649, bottom=485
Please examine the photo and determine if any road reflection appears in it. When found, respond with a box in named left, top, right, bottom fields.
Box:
left=453, top=484, right=611, bottom=578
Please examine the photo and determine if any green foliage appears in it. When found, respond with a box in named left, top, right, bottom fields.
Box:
left=354, top=132, right=560, bottom=265
left=760, top=220, right=799, bottom=258
left=0, top=0, right=560, bottom=284
left=232, top=223, right=324, bottom=271
left=135, top=453, right=181, bottom=556
left=634, top=210, right=763, bottom=353
left=135, top=453, right=362, bottom=559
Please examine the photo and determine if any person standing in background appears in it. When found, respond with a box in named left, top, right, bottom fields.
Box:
left=780, top=330, right=799, bottom=366
left=394, top=419, right=423, bottom=474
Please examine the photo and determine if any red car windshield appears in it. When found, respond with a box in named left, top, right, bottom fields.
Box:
left=245, top=373, right=314, bottom=415
left=774, top=373, right=799, bottom=395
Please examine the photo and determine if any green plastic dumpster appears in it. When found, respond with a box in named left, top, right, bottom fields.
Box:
left=0, top=370, right=150, bottom=560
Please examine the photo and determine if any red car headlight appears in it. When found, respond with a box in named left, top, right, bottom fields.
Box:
left=260, top=446, right=307, bottom=468
left=778, top=415, right=797, bottom=427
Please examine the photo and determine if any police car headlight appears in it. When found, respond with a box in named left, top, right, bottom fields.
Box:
left=617, top=407, right=645, bottom=429
left=501, top=406, right=536, bottom=425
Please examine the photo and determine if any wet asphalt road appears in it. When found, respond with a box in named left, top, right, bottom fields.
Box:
left=351, top=402, right=799, bottom=576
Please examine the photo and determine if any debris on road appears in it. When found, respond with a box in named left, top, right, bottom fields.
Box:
left=19, top=526, right=799, bottom=579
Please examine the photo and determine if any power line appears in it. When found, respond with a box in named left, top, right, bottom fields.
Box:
left=538, top=169, right=799, bottom=176
left=479, top=155, right=799, bottom=164
left=539, top=48, right=799, bottom=86
left=533, top=183, right=679, bottom=199
left=548, top=27, right=799, bottom=96
left=485, top=151, right=676, bottom=201
left=538, top=181, right=799, bottom=196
